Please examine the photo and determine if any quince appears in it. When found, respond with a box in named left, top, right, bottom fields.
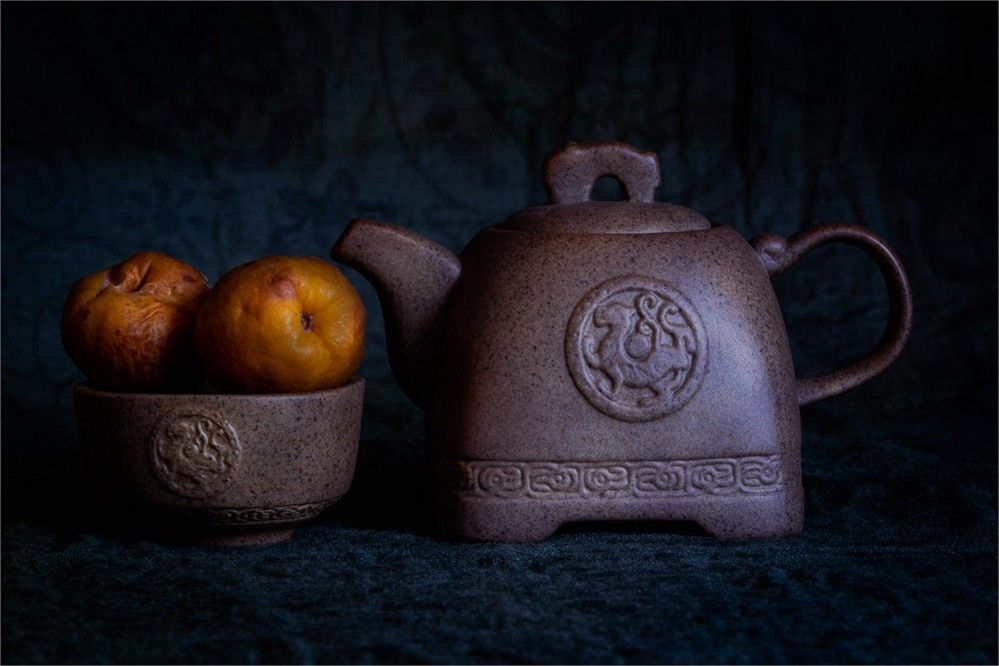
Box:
left=61, top=251, right=210, bottom=391
left=195, top=256, right=365, bottom=393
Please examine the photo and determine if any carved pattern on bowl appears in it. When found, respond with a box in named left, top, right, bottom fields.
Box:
left=149, top=499, right=339, bottom=526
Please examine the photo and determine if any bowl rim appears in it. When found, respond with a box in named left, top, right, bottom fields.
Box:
left=74, top=375, right=365, bottom=400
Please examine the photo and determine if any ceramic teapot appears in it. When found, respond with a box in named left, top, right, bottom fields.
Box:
left=331, top=141, right=912, bottom=542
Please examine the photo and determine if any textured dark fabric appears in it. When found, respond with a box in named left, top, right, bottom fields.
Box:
left=2, top=3, right=996, bottom=664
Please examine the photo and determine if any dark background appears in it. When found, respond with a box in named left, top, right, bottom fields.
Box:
left=2, top=2, right=996, bottom=663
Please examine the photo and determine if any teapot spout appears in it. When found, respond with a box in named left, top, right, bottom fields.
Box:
left=331, top=218, right=461, bottom=409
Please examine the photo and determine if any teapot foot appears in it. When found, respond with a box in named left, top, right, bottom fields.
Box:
left=437, top=489, right=803, bottom=542
left=438, top=501, right=562, bottom=542
left=694, top=505, right=803, bottom=540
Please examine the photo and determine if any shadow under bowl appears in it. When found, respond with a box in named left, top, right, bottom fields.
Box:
left=74, top=377, right=365, bottom=547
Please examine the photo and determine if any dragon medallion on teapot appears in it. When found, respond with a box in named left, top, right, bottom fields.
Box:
left=566, top=275, right=708, bottom=422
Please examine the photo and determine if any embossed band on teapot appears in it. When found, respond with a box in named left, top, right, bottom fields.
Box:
left=565, top=275, right=707, bottom=421
left=442, top=456, right=784, bottom=499
left=149, top=411, right=241, bottom=499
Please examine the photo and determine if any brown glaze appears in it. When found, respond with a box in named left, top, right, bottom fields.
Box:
left=544, top=141, right=660, bottom=204
left=74, top=377, right=365, bottom=546
left=331, top=141, right=913, bottom=542
left=752, top=225, right=913, bottom=405
left=332, top=222, right=459, bottom=409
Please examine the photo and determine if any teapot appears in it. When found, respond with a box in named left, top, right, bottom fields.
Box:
left=331, top=141, right=912, bottom=541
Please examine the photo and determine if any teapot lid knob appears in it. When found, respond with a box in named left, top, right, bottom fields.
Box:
left=544, top=141, right=661, bottom=205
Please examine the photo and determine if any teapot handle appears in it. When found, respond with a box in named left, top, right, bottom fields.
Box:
left=751, top=223, right=913, bottom=406
left=544, top=141, right=661, bottom=204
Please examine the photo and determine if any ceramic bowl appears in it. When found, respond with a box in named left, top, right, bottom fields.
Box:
left=74, top=377, right=364, bottom=546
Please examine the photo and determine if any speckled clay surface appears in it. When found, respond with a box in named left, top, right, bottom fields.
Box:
left=74, top=377, right=364, bottom=546
left=332, top=141, right=913, bottom=542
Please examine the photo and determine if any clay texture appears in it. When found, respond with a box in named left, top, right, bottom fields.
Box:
left=74, top=377, right=365, bottom=546
left=331, top=141, right=912, bottom=542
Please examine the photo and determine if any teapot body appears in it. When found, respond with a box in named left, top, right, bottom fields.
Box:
left=429, top=224, right=803, bottom=540
left=331, top=140, right=912, bottom=543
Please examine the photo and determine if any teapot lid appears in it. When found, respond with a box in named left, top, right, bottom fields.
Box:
left=498, top=141, right=711, bottom=234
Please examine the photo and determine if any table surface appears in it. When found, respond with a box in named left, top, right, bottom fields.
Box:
left=3, top=393, right=995, bottom=665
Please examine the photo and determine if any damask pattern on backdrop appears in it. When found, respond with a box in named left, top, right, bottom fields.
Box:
left=3, top=4, right=993, bottom=447
left=2, top=4, right=995, bottom=663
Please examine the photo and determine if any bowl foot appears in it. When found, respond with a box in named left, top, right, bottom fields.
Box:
left=182, top=528, right=295, bottom=548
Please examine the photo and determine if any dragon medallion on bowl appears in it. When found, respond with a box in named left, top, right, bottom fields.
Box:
left=149, top=411, right=241, bottom=499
